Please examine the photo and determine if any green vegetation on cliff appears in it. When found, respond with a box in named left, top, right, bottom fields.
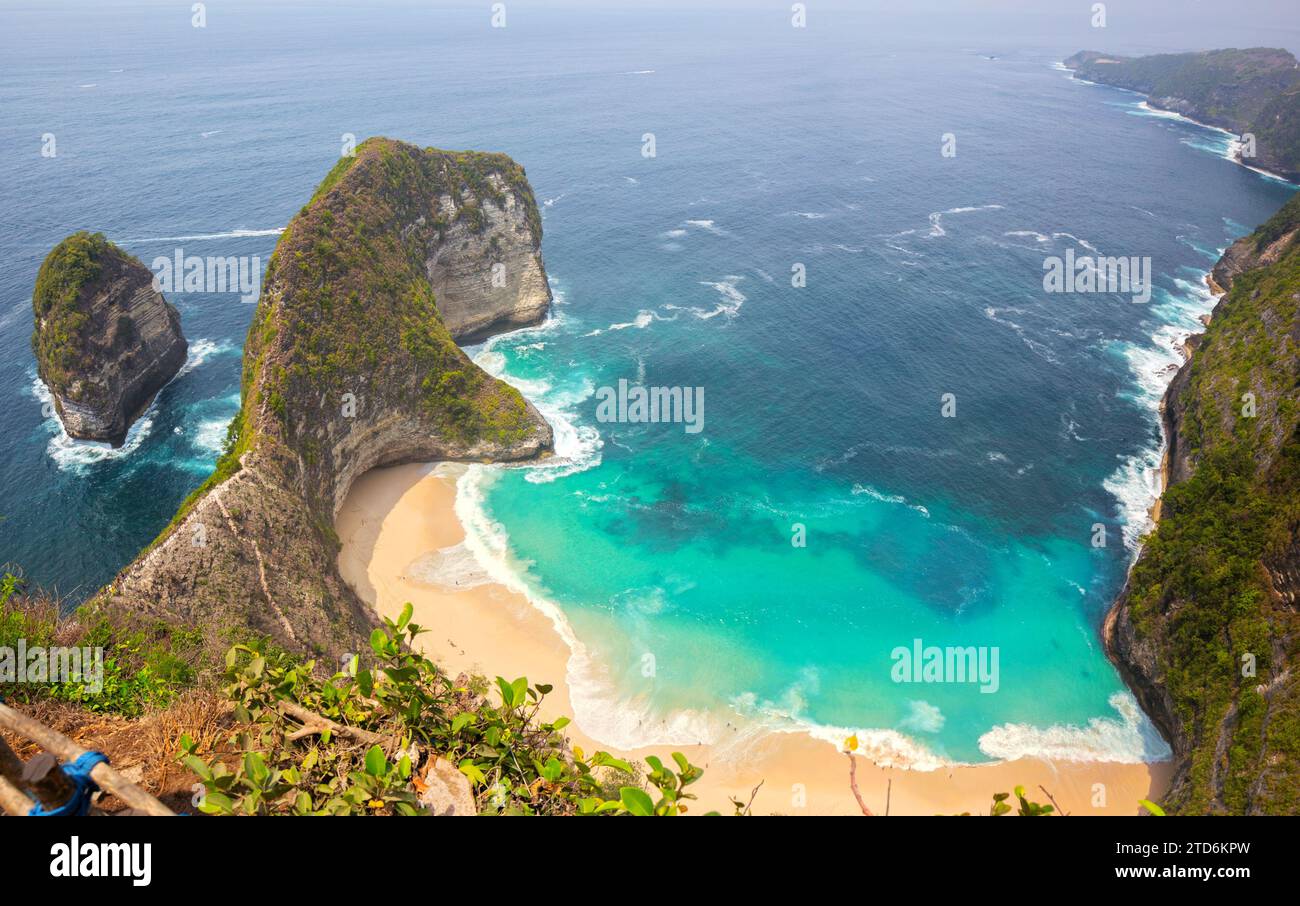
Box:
left=251, top=138, right=540, bottom=462
left=30, top=231, right=116, bottom=392
left=1124, top=199, right=1300, bottom=814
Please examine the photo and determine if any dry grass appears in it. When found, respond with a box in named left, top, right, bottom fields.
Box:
left=0, top=690, right=232, bottom=813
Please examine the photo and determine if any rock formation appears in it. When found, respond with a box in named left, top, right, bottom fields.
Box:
left=423, top=172, right=551, bottom=343
left=31, top=232, right=188, bottom=446
left=96, top=138, right=553, bottom=660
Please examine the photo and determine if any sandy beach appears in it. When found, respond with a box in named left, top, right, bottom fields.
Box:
left=337, top=462, right=1172, bottom=816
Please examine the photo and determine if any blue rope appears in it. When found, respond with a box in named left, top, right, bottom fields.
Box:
left=28, top=751, right=110, bottom=816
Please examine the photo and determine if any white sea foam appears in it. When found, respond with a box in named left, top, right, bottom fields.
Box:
left=926, top=204, right=1004, bottom=237
left=851, top=483, right=930, bottom=518
left=35, top=375, right=155, bottom=470
left=177, top=338, right=232, bottom=376
left=797, top=719, right=951, bottom=771
left=124, top=227, right=284, bottom=243
left=583, top=308, right=677, bottom=337
left=684, top=218, right=726, bottom=235
left=1104, top=273, right=1217, bottom=549
left=1176, top=234, right=1221, bottom=261
left=1005, top=229, right=1050, bottom=242
left=676, top=276, right=746, bottom=320
left=978, top=691, right=1172, bottom=762
left=471, top=314, right=602, bottom=485
left=192, top=417, right=233, bottom=455
left=983, top=307, right=1062, bottom=365
left=1052, top=231, right=1099, bottom=254
left=32, top=338, right=231, bottom=471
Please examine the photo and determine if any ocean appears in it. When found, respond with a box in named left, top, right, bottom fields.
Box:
left=1, top=1, right=1295, bottom=766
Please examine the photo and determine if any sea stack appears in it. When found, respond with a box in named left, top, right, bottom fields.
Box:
left=32, top=231, right=187, bottom=446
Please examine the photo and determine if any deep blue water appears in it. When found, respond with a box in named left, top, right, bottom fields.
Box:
left=1, top=1, right=1295, bottom=763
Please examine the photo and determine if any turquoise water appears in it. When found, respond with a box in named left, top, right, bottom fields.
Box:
left=1, top=3, right=1295, bottom=765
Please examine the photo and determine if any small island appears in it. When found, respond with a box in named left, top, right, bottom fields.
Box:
left=31, top=231, right=188, bottom=446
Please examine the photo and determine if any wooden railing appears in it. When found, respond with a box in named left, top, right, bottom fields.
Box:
left=0, top=701, right=174, bottom=816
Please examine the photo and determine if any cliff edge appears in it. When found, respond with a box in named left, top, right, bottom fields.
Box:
left=95, top=138, right=553, bottom=660
left=1106, top=191, right=1300, bottom=814
left=32, top=232, right=188, bottom=446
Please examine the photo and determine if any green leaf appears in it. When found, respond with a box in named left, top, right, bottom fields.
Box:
left=495, top=676, right=516, bottom=708
left=364, top=745, right=387, bottom=777
left=591, top=752, right=634, bottom=775
left=1138, top=799, right=1166, bottom=816
left=397, top=602, right=413, bottom=630
left=244, top=751, right=269, bottom=786
left=198, top=790, right=234, bottom=815
left=459, top=760, right=487, bottom=785
left=620, top=786, right=655, bottom=816
left=182, top=755, right=213, bottom=782
left=369, top=628, right=388, bottom=656
left=511, top=677, right=528, bottom=708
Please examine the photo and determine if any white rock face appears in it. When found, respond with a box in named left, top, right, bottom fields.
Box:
left=425, top=174, right=551, bottom=342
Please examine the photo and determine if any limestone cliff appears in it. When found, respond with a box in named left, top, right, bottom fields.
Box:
left=1064, top=48, right=1300, bottom=180
left=31, top=232, right=188, bottom=446
left=1105, top=192, right=1300, bottom=814
left=423, top=171, right=551, bottom=343
left=96, top=138, right=553, bottom=660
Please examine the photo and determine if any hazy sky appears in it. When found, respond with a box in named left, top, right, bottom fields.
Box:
left=470, top=0, right=1300, bottom=55
left=523, top=0, right=1300, bottom=55
left=16, top=0, right=1300, bottom=56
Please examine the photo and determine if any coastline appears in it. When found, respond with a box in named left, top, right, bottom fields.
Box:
left=1102, top=270, right=1223, bottom=774
left=337, top=461, right=1171, bottom=815
left=1058, top=65, right=1299, bottom=186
